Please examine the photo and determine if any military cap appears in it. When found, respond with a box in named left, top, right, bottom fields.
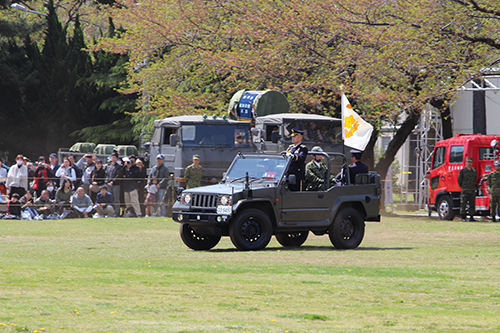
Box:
left=311, top=146, right=324, bottom=154
left=350, top=149, right=363, bottom=159
left=290, top=128, right=305, bottom=136
left=494, top=160, right=500, bottom=166
left=466, top=157, right=473, bottom=162
left=193, top=154, right=200, bottom=160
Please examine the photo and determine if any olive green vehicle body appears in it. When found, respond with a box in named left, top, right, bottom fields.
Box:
left=172, top=152, right=381, bottom=251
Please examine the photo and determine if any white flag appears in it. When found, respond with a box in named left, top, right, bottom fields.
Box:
left=342, top=93, right=373, bottom=151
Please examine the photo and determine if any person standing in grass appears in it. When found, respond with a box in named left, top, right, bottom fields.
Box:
left=487, top=160, right=500, bottom=222
left=184, top=155, right=203, bottom=189
left=457, top=157, right=477, bottom=222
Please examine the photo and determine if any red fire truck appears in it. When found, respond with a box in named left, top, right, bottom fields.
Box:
left=428, top=134, right=500, bottom=220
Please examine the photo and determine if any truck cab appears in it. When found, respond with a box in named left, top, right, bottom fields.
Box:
left=148, top=115, right=257, bottom=191
left=428, top=134, right=500, bottom=220
left=253, top=113, right=344, bottom=154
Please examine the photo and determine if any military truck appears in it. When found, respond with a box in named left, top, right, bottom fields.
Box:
left=172, top=152, right=381, bottom=251
left=253, top=113, right=344, bottom=154
left=148, top=115, right=257, bottom=191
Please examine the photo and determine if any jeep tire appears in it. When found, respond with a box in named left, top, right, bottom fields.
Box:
left=180, top=224, right=221, bottom=250
left=275, top=231, right=308, bottom=247
left=329, top=208, right=365, bottom=249
left=229, top=209, right=273, bottom=251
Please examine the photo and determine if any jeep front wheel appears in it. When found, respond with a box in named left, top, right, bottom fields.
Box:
left=329, top=208, right=365, bottom=249
left=229, top=209, right=272, bottom=251
left=275, top=231, right=308, bottom=247
left=180, top=224, right=221, bottom=250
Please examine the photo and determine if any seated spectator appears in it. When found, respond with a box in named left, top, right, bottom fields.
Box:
left=34, top=189, right=55, bottom=216
left=56, top=157, right=77, bottom=184
left=45, top=181, right=56, bottom=200
left=90, top=159, right=106, bottom=203
left=33, top=156, right=54, bottom=197
left=19, top=190, right=38, bottom=219
left=7, top=193, right=22, bottom=218
left=7, top=154, right=28, bottom=199
left=56, top=178, right=74, bottom=203
left=71, top=187, right=95, bottom=218
left=94, top=186, right=114, bottom=217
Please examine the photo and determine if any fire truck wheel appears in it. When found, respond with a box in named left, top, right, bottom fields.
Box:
left=437, top=195, right=455, bottom=220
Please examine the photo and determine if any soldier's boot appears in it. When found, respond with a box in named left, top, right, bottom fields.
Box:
left=461, top=214, right=467, bottom=222
left=469, top=216, right=477, bottom=222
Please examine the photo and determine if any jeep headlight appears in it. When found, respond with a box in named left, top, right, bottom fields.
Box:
left=181, top=193, right=192, bottom=204
left=219, top=195, right=232, bottom=205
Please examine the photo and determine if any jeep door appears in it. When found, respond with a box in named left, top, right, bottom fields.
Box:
left=278, top=187, right=330, bottom=225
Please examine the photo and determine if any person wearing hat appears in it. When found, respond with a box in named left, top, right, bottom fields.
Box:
left=487, top=160, right=500, bottom=222
left=105, top=151, right=124, bottom=217
left=48, top=153, right=60, bottom=188
left=305, top=146, right=330, bottom=191
left=348, top=150, right=368, bottom=185
left=149, top=154, right=170, bottom=217
left=458, top=157, right=477, bottom=222
left=184, top=155, right=203, bottom=189
left=285, top=128, right=308, bottom=191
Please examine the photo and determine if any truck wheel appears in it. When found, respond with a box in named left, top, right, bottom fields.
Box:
left=180, top=224, right=221, bottom=250
left=329, top=208, right=365, bottom=249
left=437, top=195, right=455, bottom=220
left=275, top=231, right=308, bottom=247
left=229, top=209, right=272, bottom=251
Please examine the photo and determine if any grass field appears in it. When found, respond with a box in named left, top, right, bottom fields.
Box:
left=0, top=215, right=499, bottom=333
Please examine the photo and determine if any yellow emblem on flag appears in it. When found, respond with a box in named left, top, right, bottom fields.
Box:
left=343, top=115, right=359, bottom=139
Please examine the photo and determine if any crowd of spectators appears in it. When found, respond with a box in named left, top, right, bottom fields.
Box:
left=0, top=152, right=170, bottom=220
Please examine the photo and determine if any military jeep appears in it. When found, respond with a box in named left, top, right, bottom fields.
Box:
left=172, top=152, right=381, bottom=251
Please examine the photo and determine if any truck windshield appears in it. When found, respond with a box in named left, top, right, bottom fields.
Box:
left=226, top=157, right=287, bottom=181
left=283, top=120, right=341, bottom=144
left=181, top=124, right=253, bottom=147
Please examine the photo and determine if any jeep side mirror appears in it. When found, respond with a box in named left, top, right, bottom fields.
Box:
left=170, top=134, right=178, bottom=147
left=271, top=131, right=281, bottom=144
left=287, top=174, right=296, bottom=185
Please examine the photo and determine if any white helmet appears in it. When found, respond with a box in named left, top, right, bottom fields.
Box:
left=491, top=140, right=498, bottom=148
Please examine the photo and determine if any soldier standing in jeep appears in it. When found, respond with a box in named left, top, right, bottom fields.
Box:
left=457, top=157, right=477, bottom=222
left=285, top=128, right=308, bottom=191
left=305, top=146, right=329, bottom=191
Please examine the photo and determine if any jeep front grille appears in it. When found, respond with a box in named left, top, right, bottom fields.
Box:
left=192, top=194, right=217, bottom=208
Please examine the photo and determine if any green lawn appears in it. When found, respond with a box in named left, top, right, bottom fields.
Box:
left=0, top=216, right=499, bottom=333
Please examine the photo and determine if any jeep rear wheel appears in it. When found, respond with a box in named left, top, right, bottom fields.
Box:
left=437, top=195, right=455, bottom=220
left=229, top=209, right=272, bottom=251
left=180, top=224, right=221, bottom=250
left=275, top=231, right=308, bottom=247
left=329, top=208, right=365, bottom=249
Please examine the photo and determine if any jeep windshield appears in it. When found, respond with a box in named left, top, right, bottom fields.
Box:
left=225, top=156, right=287, bottom=182
left=181, top=124, right=253, bottom=148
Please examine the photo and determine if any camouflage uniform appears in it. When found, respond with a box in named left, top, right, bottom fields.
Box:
left=305, top=160, right=328, bottom=191
left=185, top=164, right=203, bottom=189
left=487, top=170, right=500, bottom=218
left=457, top=167, right=477, bottom=216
